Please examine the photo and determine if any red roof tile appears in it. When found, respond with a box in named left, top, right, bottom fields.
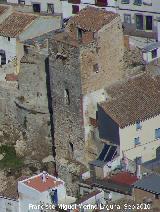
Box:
left=0, top=12, right=37, bottom=37
left=0, top=5, right=8, bottom=16
left=100, top=74, right=160, bottom=128
left=23, top=174, right=63, bottom=192
left=68, top=7, right=118, bottom=32
left=5, top=73, right=18, bottom=81
left=109, top=172, right=138, bottom=186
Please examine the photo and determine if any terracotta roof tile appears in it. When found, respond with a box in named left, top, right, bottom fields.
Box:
left=23, top=174, right=63, bottom=192
left=0, top=5, right=8, bottom=16
left=0, top=12, right=37, bottom=37
left=53, top=31, right=79, bottom=47
left=109, top=172, right=138, bottom=186
left=5, top=73, right=18, bottom=81
left=100, top=74, right=160, bottom=128
left=68, top=6, right=118, bottom=32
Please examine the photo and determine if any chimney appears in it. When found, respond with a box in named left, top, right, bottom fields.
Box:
left=136, top=164, right=142, bottom=179
left=124, top=35, right=130, bottom=49
left=42, top=171, right=47, bottom=183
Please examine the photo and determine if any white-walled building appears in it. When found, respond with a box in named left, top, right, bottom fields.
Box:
left=117, top=0, right=160, bottom=38
left=6, top=0, right=117, bottom=19
left=0, top=172, right=76, bottom=212
left=98, top=74, right=160, bottom=164
left=0, top=8, right=61, bottom=72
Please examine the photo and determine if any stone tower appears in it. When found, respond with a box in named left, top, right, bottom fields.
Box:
left=49, top=7, right=124, bottom=194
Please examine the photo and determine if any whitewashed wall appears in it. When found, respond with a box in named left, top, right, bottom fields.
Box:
left=143, top=48, right=160, bottom=63
left=119, top=114, right=160, bottom=162
left=118, top=0, right=160, bottom=13
left=18, top=175, right=66, bottom=212
left=7, top=0, right=18, bottom=3
left=0, top=196, right=18, bottom=212
left=62, top=1, right=117, bottom=19
left=117, top=0, right=160, bottom=32
left=83, top=89, right=106, bottom=141
left=0, top=37, right=16, bottom=64
left=24, top=0, right=62, bottom=13
left=19, top=16, right=61, bottom=41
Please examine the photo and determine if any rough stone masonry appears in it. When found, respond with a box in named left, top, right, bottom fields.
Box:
left=49, top=7, right=125, bottom=195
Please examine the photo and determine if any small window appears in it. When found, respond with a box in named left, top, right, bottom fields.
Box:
left=77, top=28, right=83, bottom=40
left=136, top=120, right=142, bottom=130
left=69, top=142, right=73, bottom=152
left=124, top=14, right=131, bottom=24
left=33, top=3, right=41, bottom=13
left=136, top=15, right=143, bottom=30
left=69, top=142, right=74, bottom=159
left=8, top=37, right=10, bottom=41
left=134, top=137, right=140, bottom=146
left=121, top=0, right=130, bottom=4
left=155, top=194, right=159, bottom=199
left=134, top=0, right=142, bottom=5
left=47, top=3, right=54, bottom=14
left=155, top=128, right=160, bottom=139
left=151, top=49, right=157, bottom=59
left=145, top=16, right=152, bottom=30
left=93, top=64, right=99, bottom=73
left=72, top=5, right=79, bottom=14
left=64, top=89, right=70, bottom=105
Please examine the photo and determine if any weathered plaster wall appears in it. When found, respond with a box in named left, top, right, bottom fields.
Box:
left=19, top=16, right=62, bottom=42
left=15, top=51, right=52, bottom=159
left=0, top=37, right=16, bottom=64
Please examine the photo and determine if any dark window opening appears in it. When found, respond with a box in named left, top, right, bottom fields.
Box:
left=146, top=16, right=152, bottom=30
left=69, top=142, right=74, bottom=160
left=136, top=15, right=143, bottom=30
left=23, top=116, right=27, bottom=129
left=134, top=0, right=142, bottom=5
left=152, top=49, right=157, bottom=59
left=93, top=64, right=99, bottom=73
left=18, top=0, right=25, bottom=4
left=72, top=5, right=79, bottom=14
left=64, top=89, right=70, bottom=105
left=0, top=50, right=6, bottom=65
left=47, top=4, right=54, bottom=14
left=95, top=0, right=108, bottom=7
left=155, top=194, right=159, bottom=199
left=77, top=28, right=83, bottom=40
left=37, top=92, right=42, bottom=97
left=8, top=37, right=10, bottom=42
left=69, top=142, right=74, bottom=152
left=24, top=45, right=28, bottom=54
left=33, top=3, right=41, bottom=13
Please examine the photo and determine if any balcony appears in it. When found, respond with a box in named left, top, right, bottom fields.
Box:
left=95, top=0, right=108, bottom=7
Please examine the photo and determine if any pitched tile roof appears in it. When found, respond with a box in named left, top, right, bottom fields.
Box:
left=68, top=6, right=118, bottom=32
left=100, top=74, right=160, bottom=128
left=0, top=12, right=37, bottom=38
left=0, top=5, right=8, bottom=16
left=109, top=172, right=138, bottom=186
left=22, top=173, right=63, bottom=192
